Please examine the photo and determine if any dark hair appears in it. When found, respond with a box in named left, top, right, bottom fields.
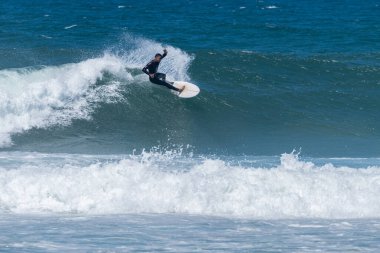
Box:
left=155, top=53, right=162, bottom=58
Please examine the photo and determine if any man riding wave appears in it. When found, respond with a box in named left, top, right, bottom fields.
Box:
left=142, top=49, right=185, bottom=93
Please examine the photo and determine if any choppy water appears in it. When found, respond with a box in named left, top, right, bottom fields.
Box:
left=1, top=214, right=380, bottom=252
left=0, top=0, right=380, bottom=252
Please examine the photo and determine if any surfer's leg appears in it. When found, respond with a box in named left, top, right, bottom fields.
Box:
left=156, top=73, right=176, bottom=86
left=155, top=73, right=175, bottom=85
left=150, top=77, right=180, bottom=91
left=155, top=73, right=166, bottom=81
left=161, top=80, right=180, bottom=91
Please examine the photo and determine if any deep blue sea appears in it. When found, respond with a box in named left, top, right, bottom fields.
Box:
left=0, top=0, right=380, bottom=252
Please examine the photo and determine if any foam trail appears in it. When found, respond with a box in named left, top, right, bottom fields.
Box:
left=0, top=152, right=379, bottom=218
left=64, top=24, right=77, bottom=29
left=0, top=54, right=127, bottom=147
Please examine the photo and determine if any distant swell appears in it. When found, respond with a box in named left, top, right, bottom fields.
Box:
left=0, top=152, right=379, bottom=218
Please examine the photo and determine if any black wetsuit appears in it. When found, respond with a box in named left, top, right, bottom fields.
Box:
left=142, top=52, right=179, bottom=91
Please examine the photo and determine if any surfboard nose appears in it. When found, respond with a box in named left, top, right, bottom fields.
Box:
left=173, top=81, right=200, bottom=98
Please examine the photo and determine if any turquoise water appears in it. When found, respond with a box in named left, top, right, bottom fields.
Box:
left=0, top=0, right=380, bottom=251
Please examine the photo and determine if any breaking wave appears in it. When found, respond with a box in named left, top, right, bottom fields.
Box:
left=0, top=152, right=379, bottom=219
left=0, top=37, right=193, bottom=147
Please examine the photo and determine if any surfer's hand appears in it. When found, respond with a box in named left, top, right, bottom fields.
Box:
left=163, top=49, right=167, bottom=54
left=149, top=73, right=155, bottom=78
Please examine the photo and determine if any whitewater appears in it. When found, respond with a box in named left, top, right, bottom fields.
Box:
left=0, top=151, right=379, bottom=219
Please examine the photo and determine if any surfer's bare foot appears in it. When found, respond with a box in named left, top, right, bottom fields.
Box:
left=178, top=86, right=185, bottom=93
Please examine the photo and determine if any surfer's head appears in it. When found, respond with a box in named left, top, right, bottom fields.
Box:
left=155, top=53, right=163, bottom=61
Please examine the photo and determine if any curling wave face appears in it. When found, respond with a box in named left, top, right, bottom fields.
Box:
left=0, top=55, right=126, bottom=147
left=0, top=37, right=193, bottom=148
left=0, top=152, right=379, bottom=218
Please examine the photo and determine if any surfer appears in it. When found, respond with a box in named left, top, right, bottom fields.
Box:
left=142, top=49, right=185, bottom=93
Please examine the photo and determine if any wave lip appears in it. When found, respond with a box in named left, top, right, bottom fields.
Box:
left=0, top=152, right=379, bottom=219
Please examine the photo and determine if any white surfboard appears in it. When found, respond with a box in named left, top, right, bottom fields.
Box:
left=172, top=81, right=200, bottom=98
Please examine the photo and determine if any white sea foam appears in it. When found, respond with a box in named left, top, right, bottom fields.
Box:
left=41, top=35, right=52, bottom=39
left=64, top=24, right=77, bottom=29
left=0, top=152, right=379, bottom=218
left=0, top=55, right=126, bottom=147
left=0, top=37, right=193, bottom=147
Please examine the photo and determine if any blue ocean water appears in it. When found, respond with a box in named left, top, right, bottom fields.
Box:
left=0, top=0, right=380, bottom=252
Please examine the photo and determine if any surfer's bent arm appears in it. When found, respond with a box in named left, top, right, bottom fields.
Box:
left=142, top=61, right=152, bottom=75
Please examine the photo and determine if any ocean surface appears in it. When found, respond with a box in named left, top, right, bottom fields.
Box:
left=0, top=0, right=380, bottom=252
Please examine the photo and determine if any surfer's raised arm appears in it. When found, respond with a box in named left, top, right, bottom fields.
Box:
left=161, top=49, right=167, bottom=59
